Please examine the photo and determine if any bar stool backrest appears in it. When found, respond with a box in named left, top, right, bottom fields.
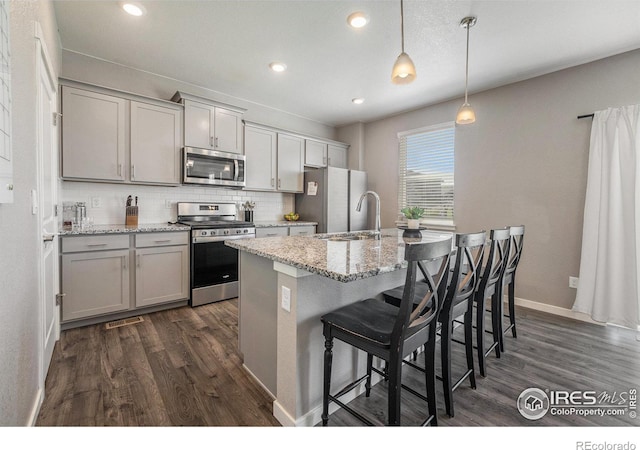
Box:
left=442, top=231, right=487, bottom=314
left=393, top=237, right=453, bottom=350
left=505, top=225, right=525, bottom=278
left=478, top=228, right=511, bottom=294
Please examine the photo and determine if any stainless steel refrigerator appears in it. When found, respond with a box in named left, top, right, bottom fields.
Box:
left=295, top=167, right=368, bottom=233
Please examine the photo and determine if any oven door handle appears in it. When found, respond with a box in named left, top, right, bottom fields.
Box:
left=233, top=160, right=239, bottom=181
left=193, top=234, right=255, bottom=244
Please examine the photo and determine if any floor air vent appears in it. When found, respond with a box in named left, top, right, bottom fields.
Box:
left=105, top=316, right=144, bottom=330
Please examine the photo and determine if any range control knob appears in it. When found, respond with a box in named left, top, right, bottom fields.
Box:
left=200, top=230, right=208, bottom=237
left=223, top=229, right=230, bottom=235
left=243, top=229, right=248, bottom=233
left=235, top=229, right=242, bottom=234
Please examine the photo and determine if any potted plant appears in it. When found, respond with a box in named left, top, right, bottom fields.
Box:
left=401, top=206, right=424, bottom=229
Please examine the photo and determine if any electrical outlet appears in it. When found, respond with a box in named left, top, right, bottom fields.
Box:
left=165, top=200, right=172, bottom=209
left=569, top=276, right=579, bottom=289
left=281, top=286, right=291, bottom=312
left=91, top=196, right=101, bottom=208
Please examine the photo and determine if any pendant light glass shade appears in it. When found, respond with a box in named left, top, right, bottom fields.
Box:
left=391, top=0, right=415, bottom=84
left=392, top=52, right=416, bottom=84
left=456, top=102, right=476, bottom=124
left=456, top=16, right=477, bottom=125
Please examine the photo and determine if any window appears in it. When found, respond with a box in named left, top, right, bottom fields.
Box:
left=397, top=122, right=455, bottom=225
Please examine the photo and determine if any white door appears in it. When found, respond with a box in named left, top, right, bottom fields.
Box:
left=36, top=23, right=59, bottom=388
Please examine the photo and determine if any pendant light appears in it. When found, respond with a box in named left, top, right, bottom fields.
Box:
left=391, top=0, right=416, bottom=84
left=456, top=16, right=477, bottom=124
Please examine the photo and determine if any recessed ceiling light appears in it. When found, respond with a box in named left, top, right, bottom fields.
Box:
left=352, top=98, right=365, bottom=105
left=269, top=62, right=287, bottom=73
left=347, top=12, right=368, bottom=28
left=122, top=2, right=145, bottom=16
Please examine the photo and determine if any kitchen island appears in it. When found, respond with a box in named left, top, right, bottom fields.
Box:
left=225, top=228, right=453, bottom=426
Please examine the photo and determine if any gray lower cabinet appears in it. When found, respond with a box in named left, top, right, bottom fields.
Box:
left=255, top=225, right=316, bottom=238
left=134, top=243, right=189, bottom=308
left=60, top=231, right=189, bottom=325
left=288, top=225, right=316, bottom=236
left=61, top=234, right=131, bottom=321
left=255, top=227, right=289, bottom=238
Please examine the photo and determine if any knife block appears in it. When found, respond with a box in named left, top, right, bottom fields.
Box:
left=125, top=205, right=139, bottom=226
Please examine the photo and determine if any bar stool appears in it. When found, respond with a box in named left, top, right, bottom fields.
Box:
left=498, top=225, right=525, bottom=352
left=382, top=231, right=486, bottom=418
left=474, top=228, right=510, bottom=377
left=320, top=237, right=452, bottom=426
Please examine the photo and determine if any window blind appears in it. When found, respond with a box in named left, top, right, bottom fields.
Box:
left=398, top=123, right=455, bottom=221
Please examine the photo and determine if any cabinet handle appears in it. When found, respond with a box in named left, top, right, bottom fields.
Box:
left=123, top=256, right=128, bottom=270
left=117, top=164, right=122, bottom=177
left=131, top=165, right=136, bottom=180
left=210, top=136, right=214, bottom=147
left=154, top=239, right=172, bottom=244
left=137, top=254, right=141, bottom=268
left=266, top=233, right=278, bottom=237
left=215, top=136, right=219, bottom=148
left=271, top=178, right=275, bottom=187
left=86, top=243, right=107, bottom=247
left=278, top=178, right=281, bottom=189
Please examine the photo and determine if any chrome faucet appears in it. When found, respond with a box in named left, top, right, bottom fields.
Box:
left=356, top=191, right=381, bottom=238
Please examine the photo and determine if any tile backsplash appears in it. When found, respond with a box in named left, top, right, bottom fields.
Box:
left=60, top=181, right=295, bottom=225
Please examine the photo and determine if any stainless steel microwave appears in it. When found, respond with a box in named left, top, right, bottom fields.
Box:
left=183, top=147, right=246, bottom=187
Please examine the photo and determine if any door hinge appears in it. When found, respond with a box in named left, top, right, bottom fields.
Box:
left=52, top=112, right=61, bottom=126
left=56, top=293, right=65, bottom=306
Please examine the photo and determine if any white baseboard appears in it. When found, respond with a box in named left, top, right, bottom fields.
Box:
left=273, top=372, right=385, bottom=427
left=512, top=296, right=605, bottom=326
left=241, top=363, right=275, bottom=399
left=27, top=387, right=44, bottom=426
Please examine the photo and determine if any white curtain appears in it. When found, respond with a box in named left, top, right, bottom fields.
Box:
left=572, top=105, right=640, bottom=329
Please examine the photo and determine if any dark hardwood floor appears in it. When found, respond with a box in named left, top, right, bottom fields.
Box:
left=36, top=299, right=280, bottom=426
left=37, top=299, right=640, bottom=428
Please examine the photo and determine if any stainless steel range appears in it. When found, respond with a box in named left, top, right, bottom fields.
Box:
left=177, top=202, right=255, bottom=306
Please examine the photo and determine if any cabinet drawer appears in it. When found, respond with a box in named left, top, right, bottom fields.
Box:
left=289, top=226, right=316, bottom=236
left=255, top=227, right=289, bottom=238
left=62, top=234, right=130, bottom=253
left=135, top=231, right=189, bottom=248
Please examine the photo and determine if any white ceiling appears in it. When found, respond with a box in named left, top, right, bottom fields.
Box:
left=53, top=0, right=640, bottom=127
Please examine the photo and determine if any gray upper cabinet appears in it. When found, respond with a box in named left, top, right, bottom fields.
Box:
left=328, top=143, right=348, bottom=169
left=244, top=124, right=277, bottom=191
left=214, top=107, right=244, bottom=154
left=130, top=101, right=182, bottom=185
left=61, top=82, right=183, bottom=186
left=183, top=99, right=214, bottom=149
left=173, top=92, right=245, bottom=155
left=305, top=139, right=327, bottom=168
left=61, top=86, right=126, bottom=182
left=277, top=133, right=304, bottom=193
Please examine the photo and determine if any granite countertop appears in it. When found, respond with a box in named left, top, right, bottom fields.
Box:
left=253, top=220, right=318, bottom=228
left=225, top=228, right=453, bottom=282
left=59, top=223, right=190, bottom=236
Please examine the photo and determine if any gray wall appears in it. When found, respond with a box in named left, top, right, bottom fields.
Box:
left=61, top=50, right=336, bottom=140
left=344, top=49, right=640, bottom=310
left=0, top=0, right=61, bottom=426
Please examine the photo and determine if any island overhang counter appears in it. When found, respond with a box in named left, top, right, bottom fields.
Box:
left=224, top=228, right=453, bottom=426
